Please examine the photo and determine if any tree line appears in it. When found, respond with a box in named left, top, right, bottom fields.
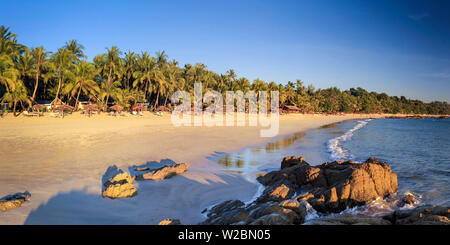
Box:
left=1, top=26, right=449, bottom=116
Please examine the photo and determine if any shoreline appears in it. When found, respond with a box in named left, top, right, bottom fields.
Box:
left=0, top=112, right=438, bottom=224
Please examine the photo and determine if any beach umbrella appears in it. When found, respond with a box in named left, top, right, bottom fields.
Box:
left=83, top=104, right=99, bottom=116
left=83, top=104, right=99, bottom=111
left=54, top=105, right=74, bottom=111
left=156, top=105, right=170, bottom=112
left=53, top=105, right=74, bottom=118
left=131, top=104, right=147, bottom=112
left=109, top=105, right=123, bottom=113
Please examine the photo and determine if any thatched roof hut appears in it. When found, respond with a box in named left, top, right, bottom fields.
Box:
left=109, top=105, right=124, bottom=113
left=281, top=105, right=302, bottom=113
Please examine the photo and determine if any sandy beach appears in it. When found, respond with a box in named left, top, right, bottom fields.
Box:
left=0, top=112, right=408, bottom=224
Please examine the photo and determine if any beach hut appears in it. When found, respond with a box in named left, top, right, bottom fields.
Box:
left=281, top=105, right=302, bottom=114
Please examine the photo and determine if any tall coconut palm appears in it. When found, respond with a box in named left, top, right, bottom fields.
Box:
left=133, top=52, right=163, bottom=102
left=1, top=78, right=30, bottom=116
left=99, top=46, right=122, bottom=107
left=123, top=50, right=137, bottom=90
left=0, top=53, right=19, bottom=92
left=64, top=40, right=86, bottom=61
left=62, top=61, right=100, bottom=110
left=45, top=48, right=73, bottom=105
left=0, top=26, right=24, bottom=59
left=30, top=46, right=49, bottom=101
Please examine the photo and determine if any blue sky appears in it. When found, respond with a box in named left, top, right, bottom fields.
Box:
left=2, top=0, right=449, bottom=102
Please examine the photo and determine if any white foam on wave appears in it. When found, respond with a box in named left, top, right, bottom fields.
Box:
left=327, top=119, right=372, bottom=161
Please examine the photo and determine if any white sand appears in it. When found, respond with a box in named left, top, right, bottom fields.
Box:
left=0, top=112, right=390, bottom=224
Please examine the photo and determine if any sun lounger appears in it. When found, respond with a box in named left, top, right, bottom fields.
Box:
left=50, top=112, right=61, bottom=118
left=23, top=111, right=42, bottom=117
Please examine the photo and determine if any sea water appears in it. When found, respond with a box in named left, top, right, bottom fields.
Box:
left=211, top=117, right=449, bottom=215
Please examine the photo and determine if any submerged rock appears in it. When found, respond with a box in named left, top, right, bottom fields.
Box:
left=158, top=219, right=181, bottom=225
left=0, top=192, right=31, bottom=211
left=258, top=157, right=398, bottom=213
left=102, top=166, right=137, bottom=199
left=135, top=163, right=190, bottom=181
left=383, top=205, right=450, bottom=225
left=399, top=194, right=416, bottom=207
left=199, top=200, right=306, bottom=225
left=305, top=214, right=392, bottom=225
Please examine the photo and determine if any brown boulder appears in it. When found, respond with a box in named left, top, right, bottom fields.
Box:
left=0, top=192, right=31, bottom=211
left=256, top=183, right=295, bottom=203
left=200, top=200, right=249, bottom=225
left=102, top=167, right=137, bottom=199
left=200, top=200, right=306, bottom=225
left=384, top=205, right=449, bottom=225
left=136, top=163, right=189, bottom=181
left=258, top=157, right=398, bottom=213
left=280, top=199, right=307, bottom=223
left=399, top=194, right=416, bottom=207
left=281, top=156, right=308, bottom=169
left=158, top=219, right=181, bottom=225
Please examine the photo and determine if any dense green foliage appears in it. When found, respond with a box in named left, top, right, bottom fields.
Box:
left=0, top=26, right=449, bottom=115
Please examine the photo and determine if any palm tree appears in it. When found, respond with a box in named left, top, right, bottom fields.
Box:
left=30, top=46, right=49, bottom=101
left=46, top=48, right=73, bottom=105
left=133, top=52, right=162, bottom=102
left=62, top=61, right=100, bottom=110
left=16, top=47, right=33, bottom=77
left=123, top=50, right=137, bottom=90
left=0, top=26, right=24, bottom=59
left=0, top=53, right=20, bottom=93
left=99, top=46, right=122, bottom=108
left=1, top=78, right=30, bottom=116
left=64, top=40, right=86, bottom=60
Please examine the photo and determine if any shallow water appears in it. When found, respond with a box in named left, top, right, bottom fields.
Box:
left=211, top=117, right=450, bottom=214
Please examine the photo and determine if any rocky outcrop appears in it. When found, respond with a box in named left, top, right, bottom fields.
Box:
left=158, top=219, right=181, bottom=225
left=257, top=157, right=398, bottom=213
left=383, top=205, right=449, bottom=225
left=281, top=156, right=308, bottom=169
left=256, top=182, right=295, bottom=203
left=0, top=192, right=31, bottom=211
left=135, top=163, right=190, bottom=181
left=305, top=214, right=392, bottom=225
left=200, top=200, right=306, bottom=225
left=102, top=167, right=137, bottom=199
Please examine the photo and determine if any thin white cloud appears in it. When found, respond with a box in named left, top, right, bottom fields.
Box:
left=420, top=71, right=450, bottom=79
left=408, top=12, right=430, bottom=21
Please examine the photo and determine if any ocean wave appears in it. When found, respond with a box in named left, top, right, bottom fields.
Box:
left=327, top=119, right=372, bottom=161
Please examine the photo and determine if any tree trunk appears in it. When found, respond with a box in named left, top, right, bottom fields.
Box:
left=32, top=70, right=40, bottom=101
left=154, top=90, right=160, bottom=109
left=54, top=75, right=63, bottom=106
left=105, top=93, right=110, bottom=111
left=13, top=100, right=17, bottom=117
left=164, top=95, right=168, bottom=107
left=74, top=85, right=82, bottom=111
